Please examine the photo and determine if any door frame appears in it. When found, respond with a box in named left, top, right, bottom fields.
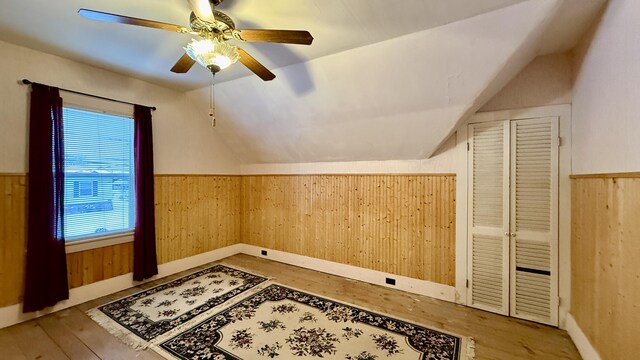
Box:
left=454, top=104, right=572, bottom=328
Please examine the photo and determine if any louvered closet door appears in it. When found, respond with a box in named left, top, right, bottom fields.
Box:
left=467, top=121, right=510, bottom=315
left=509, top=117, right=559, bottom=326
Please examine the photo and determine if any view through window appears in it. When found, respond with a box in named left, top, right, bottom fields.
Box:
left=62, top=107, right=135, bottom=240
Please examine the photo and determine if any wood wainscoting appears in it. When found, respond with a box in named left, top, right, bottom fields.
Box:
left=1, top=173, right=455, bottom=308
left=66, top=242, right=133, bottom=289
left=0, top=174, right=242, bottom=307
left=241, top=175, right=456, bottom=285
left=154, top=175, right=241, bottom=264
left=0, top=175, right=26, bottom=308
left=571, top=174, right=640, bottom=359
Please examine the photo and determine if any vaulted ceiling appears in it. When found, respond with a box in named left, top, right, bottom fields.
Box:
left=0, top=0, right=532, bottom=90
left=190, top=0, right=606, bottom=163
left=0, top=0, right=606, bottom=163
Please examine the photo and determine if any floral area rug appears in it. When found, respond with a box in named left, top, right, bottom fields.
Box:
left=155, top=284, right=474, bottom=360
left=86, top=264, right=267, bottom=349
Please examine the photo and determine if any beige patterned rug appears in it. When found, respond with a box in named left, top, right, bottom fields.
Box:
left=153, top=284, right=474, bottom=359
left=86, top=264, right=268, bottom=349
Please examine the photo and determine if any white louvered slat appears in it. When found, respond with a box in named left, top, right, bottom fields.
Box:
left=467, top=121, right=510, bottom=315
left=471, top=235, right=504, bottom=308
left=515, top=271, right=552, bottom=319
left=509, top=117, right=559, bottom=326
left=516, top=240, right=551, bottom=271
left=472, top=122, right=505, bottom=228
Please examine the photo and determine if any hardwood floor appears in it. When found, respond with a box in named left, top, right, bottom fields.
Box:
left=0, top=254, right=580, bottom=359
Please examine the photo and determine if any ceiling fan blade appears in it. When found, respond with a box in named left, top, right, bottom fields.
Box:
left=78, top=9, right=190, bottom=33
left=237, top=29, right=314, bottom=45
left=171, top=53, right=196, bottom=73
left=186, top=0, right=215, bottom=22
left=237, top=48, right=275, bottom=81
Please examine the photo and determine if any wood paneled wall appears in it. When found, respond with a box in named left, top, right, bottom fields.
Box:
left=66, top=242, right=133, bottom=289
left=154, top=175, right=241, bottom=264
left=571, top=175, right=640, bottom=359
left=0, top=175, right=26, bottom=307
left=241, top=175, right=456, bottom=285
left=66, top=175, right=242, bottom=288
left=0, top=174, right=242, bottom=307
left=1, top=173, right=455, bottom=307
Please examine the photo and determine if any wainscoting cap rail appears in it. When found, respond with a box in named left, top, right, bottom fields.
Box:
left=570, top=172, right=640, bottom=179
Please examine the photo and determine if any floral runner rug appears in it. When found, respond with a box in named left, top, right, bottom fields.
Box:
left=86, top=264, right=268, bottom=349
left=154, top=284, right=474, bottom=360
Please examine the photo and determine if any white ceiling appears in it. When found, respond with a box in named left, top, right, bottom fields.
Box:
left=0, top=0, right=531, bottom=90
left=0, top=0, right=606, bottom=164
left=187, top=0, right=606, bottom=164
left=196, top=0, right=575, bottom=163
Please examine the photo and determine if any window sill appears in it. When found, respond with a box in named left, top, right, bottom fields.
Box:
left=65, top=232, right=134, bottom=254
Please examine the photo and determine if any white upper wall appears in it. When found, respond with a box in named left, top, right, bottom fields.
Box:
left=0, top=40, right=240, bottom=174
left=238, top=51, right=576, bottom=175
left=239, top=135, right=459, bottom=175
left=206, top=0, right=560, bottom=164
left=572, top=0, right=640, bottom=174
left=480, top=52, right=573, bottom=112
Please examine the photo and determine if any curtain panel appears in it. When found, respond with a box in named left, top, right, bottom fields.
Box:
left=23, top=83, right=69, bottom=313
left=133, top=105, right=158, bottom=281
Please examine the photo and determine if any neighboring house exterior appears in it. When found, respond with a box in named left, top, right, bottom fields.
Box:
left=64, top=172, right=134, bottom=237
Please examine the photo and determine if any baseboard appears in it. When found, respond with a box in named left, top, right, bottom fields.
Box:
left=155, top=244, right=243, bottom=278
left=0, top=243, right=456, bottom=329
left=565, top=313, right=601, bottom=360
left=0, top=243, right=244, bottom=329
left=239, top=244, right=456, bottom=302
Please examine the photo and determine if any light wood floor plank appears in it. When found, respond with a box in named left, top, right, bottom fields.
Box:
left=52, top=308, right=140, bottom=359
left=0, top=254, right=580, bottom=360
left=8, top=321, right=70, bottom=360
left=222, top=254, right=580, bottom=360
left=36, top=314, right=100, bottom=360
left=0, top=328, right=28, bottom=360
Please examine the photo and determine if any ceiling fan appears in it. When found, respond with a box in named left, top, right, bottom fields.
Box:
left=78, top=0, right=314, bottom=81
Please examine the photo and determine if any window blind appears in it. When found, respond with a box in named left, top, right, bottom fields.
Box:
left=62, top=107, right=135, bottom=240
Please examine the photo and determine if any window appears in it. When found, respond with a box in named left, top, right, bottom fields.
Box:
left=62, top=107, right=135, bottom=241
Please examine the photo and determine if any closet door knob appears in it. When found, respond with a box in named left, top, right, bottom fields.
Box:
left=510, top=233, right=516, bottom=237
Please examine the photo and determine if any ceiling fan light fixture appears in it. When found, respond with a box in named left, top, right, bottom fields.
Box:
left=184, top=38, right=239, bottom=71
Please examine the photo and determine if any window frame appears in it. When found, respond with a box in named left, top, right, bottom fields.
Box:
left=61, top=92, right=136, bottom=253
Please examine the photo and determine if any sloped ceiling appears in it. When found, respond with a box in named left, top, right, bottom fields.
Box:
left=0, top=0, right=606, bottom=164
left=190, top=0, right=596, bottom=163
left=0, top=0, right=528, bottom=90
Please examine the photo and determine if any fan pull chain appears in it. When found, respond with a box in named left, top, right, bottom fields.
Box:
left=209, top=73, right=216, bottom=127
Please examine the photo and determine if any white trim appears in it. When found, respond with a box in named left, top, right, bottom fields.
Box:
left=154, top=245, right=242, bottom=278
left=565, top=314, right=601, bottom=360
left=0, top=243, right=244, bottom=329
left=557, top=105, right=572, bottom=329
left=239, top=244, right=456, bottom=302
left=65, top=233, right=134, bottom=254
left=454, top=129, right=469, bottom=305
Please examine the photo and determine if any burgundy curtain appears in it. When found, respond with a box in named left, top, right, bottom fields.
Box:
left=133, top=105, right=158, bottom=281
left=23, top=84, right=69, bottom=313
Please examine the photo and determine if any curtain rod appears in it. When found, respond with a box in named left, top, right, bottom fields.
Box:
left=20, top=79, right=156, bottom=111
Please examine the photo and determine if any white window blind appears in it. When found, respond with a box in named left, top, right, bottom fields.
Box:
left=62, top=107, right=135, bottom=241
